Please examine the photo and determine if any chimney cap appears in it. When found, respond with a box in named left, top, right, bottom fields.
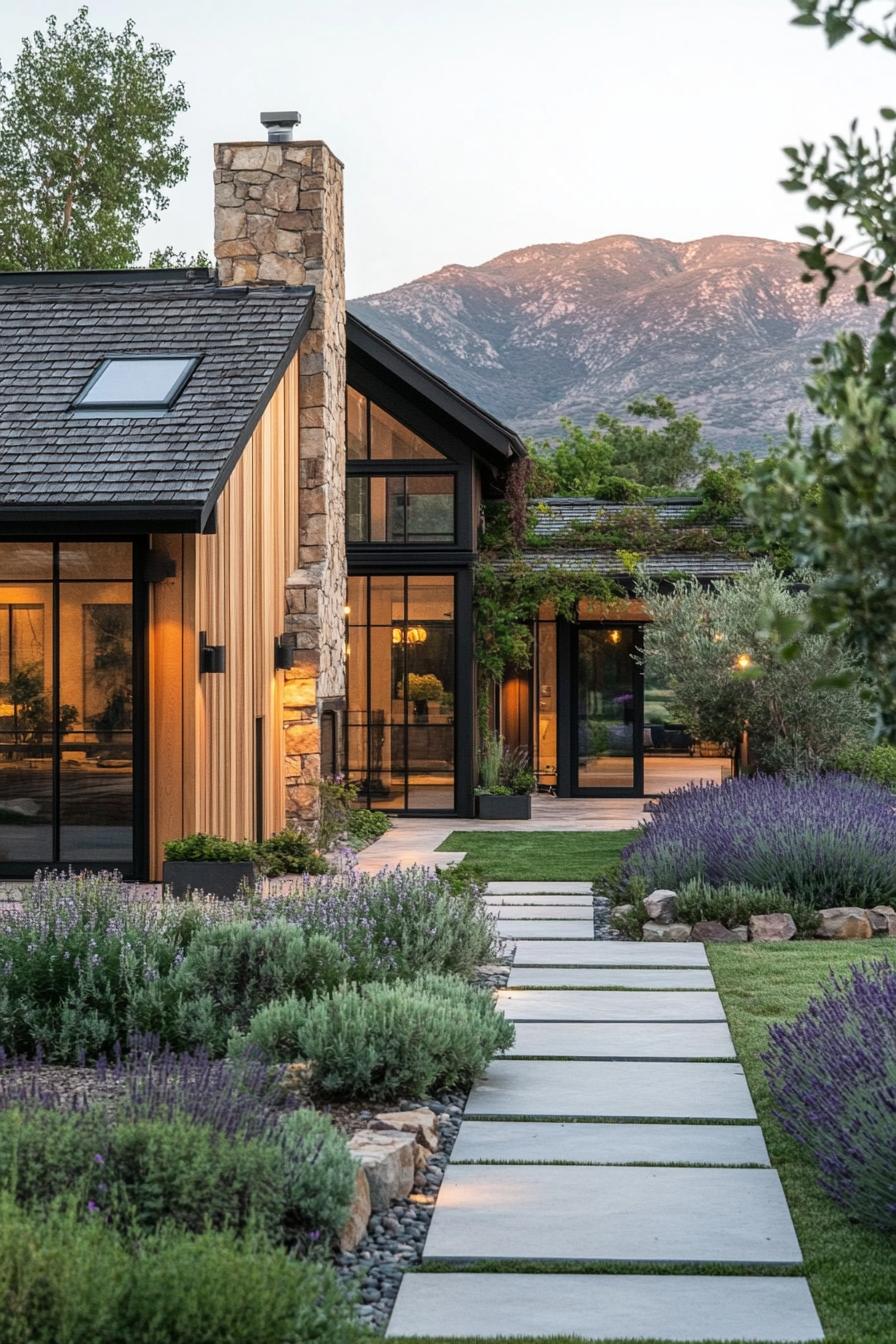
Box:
left=260, top=110, right=300, bottom=142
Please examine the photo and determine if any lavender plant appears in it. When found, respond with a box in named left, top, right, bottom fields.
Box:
left=623, top=773, right=896, bottom=908
left=263, top=865, right=499, bottom=982
left=763, top=959, right=896, bottom=1230
left=0, top=872, right=217, bottom=1061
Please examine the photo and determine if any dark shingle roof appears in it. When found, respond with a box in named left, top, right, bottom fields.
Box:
left=494, top=549, right=754, bottom=578
left=530, top=496, right=746, bottom=537
left=0, top=268, right=314, bottom=529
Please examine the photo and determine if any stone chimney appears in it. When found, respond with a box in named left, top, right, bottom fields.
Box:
left=214, top=127, right=347, bottom=821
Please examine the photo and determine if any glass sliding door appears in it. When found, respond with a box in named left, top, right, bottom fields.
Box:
left=575, top=624, right=641, bottom=793
left=0, top=541, right=137, bottom=875
left=347, top=573, right=456, bottom=812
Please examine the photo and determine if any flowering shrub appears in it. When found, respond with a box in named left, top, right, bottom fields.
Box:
left=0, top=872, right=213, bottom=1061
left=0, top=1197, right=366, bottom=1344
left=265, top=865, right=499, bottom=982
left=622, top=773, right=896, bottom=908
left=232, top=974, right=515, bottom=1102
left=763, top=960, right=896, bottom=1230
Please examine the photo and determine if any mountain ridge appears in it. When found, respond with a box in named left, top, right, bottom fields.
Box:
left=349, top=234, right=877, bottom=452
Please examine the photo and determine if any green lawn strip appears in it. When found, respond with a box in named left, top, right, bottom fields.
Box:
left=437, top=830, right=637, bottom=881
left=709, top=941, right=896, bottom=1344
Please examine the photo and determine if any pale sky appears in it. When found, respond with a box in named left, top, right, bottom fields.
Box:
left=1, top=0, right=891, bottom=296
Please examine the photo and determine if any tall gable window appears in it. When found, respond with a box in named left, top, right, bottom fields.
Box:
left=74, top=356, right=198, bottom=414
left=346, top=387, right=456, bottom=545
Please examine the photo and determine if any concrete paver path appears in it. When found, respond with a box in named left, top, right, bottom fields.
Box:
left=386, top=880, right=823, bottom=1342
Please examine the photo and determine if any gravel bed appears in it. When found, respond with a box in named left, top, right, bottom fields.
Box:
left=594, top=889, right=621, bottom=939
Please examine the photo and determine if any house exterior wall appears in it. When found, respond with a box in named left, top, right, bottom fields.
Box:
left=148, top=354, right=301, bottom=878
left=214, top=138, right=347, bottom=824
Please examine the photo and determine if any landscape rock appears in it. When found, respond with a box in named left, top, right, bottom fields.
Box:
left=371, top=1107, right=439, bottom=1152
left=817, top=907, right=873, bottom=940
left=611, top=903, right=634, bottom=921
left=867, top=905, right=896, bottom=936
left=730, top=925, right=749, bottom=943
left=642, top=920, right=692, bottom=942
left=689, top=920, right=740, bottom=944
left=748, top=913, right=797, bottom=942
left=338, top=1166, right=372, bottom=1252
left=643, top=890, right=678, bottom=924
left=348, top=1130, right=417, bottom=1210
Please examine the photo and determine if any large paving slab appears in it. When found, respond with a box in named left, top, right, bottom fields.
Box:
left=486, top=881, right=594, bottom=894
left=497, top=988, right=725, bottom=1021
left=507, top=965, right=716, bottom=989
left=497, top=918, right=596, bottom=939
left=511, top=939, right=709, bottom=967
left=486, top=903, right=594, bottom=918
left=466, top=1059, right=757, bottom=1120
left=486, top=892, right=594, bottom=906
left=450, top=1119, right=770, bottom=1165
left=386, top=1272, right=823, bottom=1341
left=421, top=1165, right=802, bottom=1265
left=507, top=1019, right=735, bottom=1059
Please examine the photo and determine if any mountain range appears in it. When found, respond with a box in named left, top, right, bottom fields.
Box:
left=349, top=234, right=878, bottom=453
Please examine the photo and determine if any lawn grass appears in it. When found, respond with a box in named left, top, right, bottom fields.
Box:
left=436, top=829, right=636, bottom=882
left=708, top=940, right=896, bottom=1344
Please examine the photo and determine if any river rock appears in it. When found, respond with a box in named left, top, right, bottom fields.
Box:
left=643, top=889, right=678, bottom=924
left=748, top=913, right=797, bottom=942
left=817, top=907, right=873, bottom=940
left=642, top=920, right=692, bottom=942
left=348, top=1129, right=417, bottom=1209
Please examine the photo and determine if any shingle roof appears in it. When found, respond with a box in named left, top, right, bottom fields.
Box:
left=494, top=549, right=754, bottom=578
left=530, top=496, right=747, bottom=537
left=0, top=268, right=314, bottom=529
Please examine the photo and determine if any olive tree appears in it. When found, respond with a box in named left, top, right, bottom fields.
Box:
left=640, top=563, right=870, bottom=773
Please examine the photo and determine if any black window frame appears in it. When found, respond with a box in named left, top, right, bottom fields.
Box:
left=346, top=466, right=458, bottom=545
left=72, top=354, right=200, bottom=414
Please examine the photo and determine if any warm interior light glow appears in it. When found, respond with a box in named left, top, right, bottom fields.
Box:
left=608, top=628, right=621, bottom=644
left=735, top=653, right=753, bottom=670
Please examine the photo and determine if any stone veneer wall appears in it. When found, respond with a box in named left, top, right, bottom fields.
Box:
left=214, top=139, right=346, bottom=822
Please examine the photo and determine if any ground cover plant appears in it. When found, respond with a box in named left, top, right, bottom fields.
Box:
left=674, top=879, right=820, bottom=935
left=711, top=941, right=896, bottom=1344
left=622, top=773, right=896, bottom=908
left=763, top=957, right=896, bottom=1231
left=232, top=974, right=514, bottom=1102
left=0, top=1195, right=367, bottom=1344
left=437, top=829, right=636, bottom=882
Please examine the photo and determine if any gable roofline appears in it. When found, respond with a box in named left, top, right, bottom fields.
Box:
left=346, top=311, right=526, bottom=465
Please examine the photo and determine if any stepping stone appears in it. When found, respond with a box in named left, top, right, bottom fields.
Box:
left=466, top=1059, right=756, bottom=1120
left=497, top=988, right=725, bottom=1021
left=450, top=1119, right=770, bottom=1166
left=497, top=919, right=596, bottom=939
left=386, top=1272, right=823, bottom=1341
left=487, top=881, right=594, bottom=894
left=486, top=892, right=594, bottom=907
left=507, top=966, right=716, bottom=989
left=421, top=1165, right=802, bottom=1265
left=506, top=1020, right=735, bottom=1059
left=486, top=904, right=594, bottom=918
left=512, top=940, right=709, bottom=967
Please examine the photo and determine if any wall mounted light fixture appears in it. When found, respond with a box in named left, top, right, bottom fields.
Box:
left=274, top=635, right=296, bottom=671
left=199, top=631, right=226, bottom=675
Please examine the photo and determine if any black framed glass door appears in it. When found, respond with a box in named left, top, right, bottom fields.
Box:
left=0, top=540, right=140, bottom=875
left=574, top=623, right=643, bottom=795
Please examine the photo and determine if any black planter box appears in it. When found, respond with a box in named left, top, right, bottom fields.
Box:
left=476, top=794, right=532, bottom=821
left=162, top=860, right=257, bottom=901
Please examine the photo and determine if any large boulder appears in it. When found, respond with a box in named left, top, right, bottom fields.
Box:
left=748, top=913, right=797, bottom=942
left=867, top=905, right=896, bottom=937
left=643, top=889, right=678, bottom=924
left=371, top=1107, right=439, bottom=1152
left=347, top=1129, right=417, bottom=1210
left=690, top=920, right=741, bottom=944
left=642, top=920, right=692, bottom=942
left=817, top=907, right=873, bottom=940
left=338, top=1165, right=372, bottom=1252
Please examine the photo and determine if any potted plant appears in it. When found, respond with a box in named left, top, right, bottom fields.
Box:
left=163, top=833, right=258, bottom=900
left=475, top=731, right=534, bottom=820
left=405, top=673, right=444, bottom=723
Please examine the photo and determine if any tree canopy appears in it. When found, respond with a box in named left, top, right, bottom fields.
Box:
left=0, top=7, right=188, bottom=271
left=747, top=0, right=896, bottom=736
left=528, top=396, right=708, bottom=498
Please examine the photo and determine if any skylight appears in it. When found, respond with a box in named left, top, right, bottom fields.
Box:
left=74, top=356, right=198, bottom=413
